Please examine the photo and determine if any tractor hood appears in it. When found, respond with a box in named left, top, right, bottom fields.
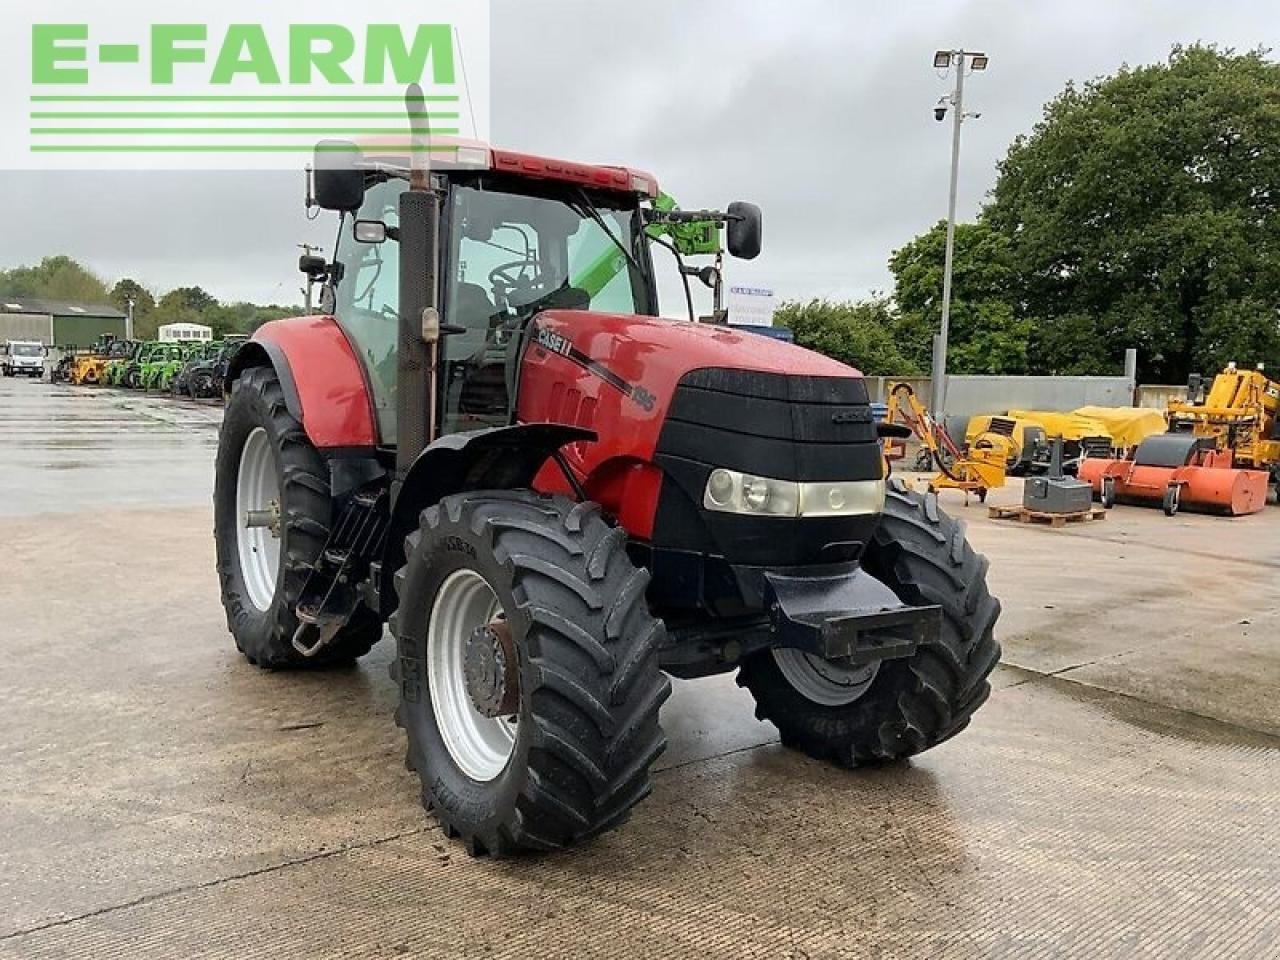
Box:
left=530, top=310, right=857, bottom=381
left=517, top=308, right=880, bottom=551
left=517, top=309, right=866, bottom=465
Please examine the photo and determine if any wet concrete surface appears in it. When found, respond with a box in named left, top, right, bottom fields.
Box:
left=0, top=380, right=221, bottom=517
left=2, top=377, right=1278, bottom=958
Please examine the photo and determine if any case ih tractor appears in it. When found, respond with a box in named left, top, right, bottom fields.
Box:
left=214, top=128, right=1000, bottom=856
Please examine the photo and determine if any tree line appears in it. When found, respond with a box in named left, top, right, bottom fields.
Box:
left=783, top=45, right=1280, bottom=384
left=0, top=255, right=295, bottom=341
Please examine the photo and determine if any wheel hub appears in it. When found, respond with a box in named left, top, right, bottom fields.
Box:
left=462, top=619, right=519, bottom=718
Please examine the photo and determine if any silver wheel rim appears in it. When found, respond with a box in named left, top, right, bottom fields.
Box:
left=428, top=569, right=517, bottom=782
left=772, top=648, right=880, bottom=707
left=235, top=427, right=281, bottom=612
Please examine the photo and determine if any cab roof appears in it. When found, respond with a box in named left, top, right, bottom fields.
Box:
left=348, top=137, right=660, bottom=200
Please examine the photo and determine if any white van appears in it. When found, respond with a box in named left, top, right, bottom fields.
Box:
left=2, top=340, right=45, bottom=378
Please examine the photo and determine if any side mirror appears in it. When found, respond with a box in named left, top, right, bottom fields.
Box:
left=353, top=219, right=388, bottom=244
left=312, top=140, right=365, bottom=212
left=726, top=201, right=762, bottom=260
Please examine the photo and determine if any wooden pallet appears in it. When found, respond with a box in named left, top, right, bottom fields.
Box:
left=987, top=504, right=1107, bottom=528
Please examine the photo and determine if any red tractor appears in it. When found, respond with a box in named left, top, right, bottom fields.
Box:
left=214, top=132, right=1000, bottom=856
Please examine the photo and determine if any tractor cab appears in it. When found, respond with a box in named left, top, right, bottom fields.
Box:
left=304, top=142, right=759, bottom=446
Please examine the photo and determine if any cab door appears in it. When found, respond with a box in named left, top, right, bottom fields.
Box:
left=332, top=177, right=409, bottom=444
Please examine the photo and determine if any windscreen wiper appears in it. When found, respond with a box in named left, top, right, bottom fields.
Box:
left=569, top=188, right=645, bottom=279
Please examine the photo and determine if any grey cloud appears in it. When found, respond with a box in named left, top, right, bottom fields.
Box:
left=1, top=0, right=1273, bottom=309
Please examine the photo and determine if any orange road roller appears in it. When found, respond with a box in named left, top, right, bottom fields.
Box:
left=1078, top=434, right=1270, bottom=517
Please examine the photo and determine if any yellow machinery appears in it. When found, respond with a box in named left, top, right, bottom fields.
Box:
left=1072, top=406, right=1167, bottom=451
left=1079, top=364, right=1278, bottom=515
left=68, top=351, right=108, bottom=385
left=65, top=336, right=124, bottom=386
left=1170, top=364, right=1279, bottom=491
left=965, top=406, right=1165, bottom=473
left=885, top=382, right=1010, bottom=502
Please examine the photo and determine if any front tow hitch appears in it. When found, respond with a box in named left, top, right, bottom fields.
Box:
left=764, top=568, right=941, bottom=665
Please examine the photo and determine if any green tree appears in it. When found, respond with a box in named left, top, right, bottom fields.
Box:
left=0, top=255, right=110, bottom=302
left=109, top=278, right=155, bottom=323
left=159, top=286, right=219, bottom=314
left=777, top=298, right=921, bottom=375
left=888, top=220, right=1031, bottom=374
left=984, top=44, right=1280, bottom=381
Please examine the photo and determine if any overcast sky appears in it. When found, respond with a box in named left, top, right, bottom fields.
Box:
left=1, top=0, right=1275, bottom=313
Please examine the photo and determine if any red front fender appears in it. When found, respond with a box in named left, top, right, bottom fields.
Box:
left=233, top=316, right=378, bottom=450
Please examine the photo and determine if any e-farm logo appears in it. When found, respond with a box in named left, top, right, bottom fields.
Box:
left=0, top=1, right=490, bottom=170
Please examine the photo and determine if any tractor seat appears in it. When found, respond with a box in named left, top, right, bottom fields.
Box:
left=450, top=282, right=499, bottom=355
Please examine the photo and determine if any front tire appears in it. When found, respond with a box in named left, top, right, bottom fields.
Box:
left=213, top=365, right=382, bottom=668
left=739, top=478, right=1001, bottom=766
left=390, top=491, right=670, bottom=856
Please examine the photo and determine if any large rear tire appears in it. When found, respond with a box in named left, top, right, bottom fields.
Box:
left=738, top=478, right=1000, bottom=765
left=213, top=365, right=382, bottom=668
left=390, top=491, right=670, bottom=856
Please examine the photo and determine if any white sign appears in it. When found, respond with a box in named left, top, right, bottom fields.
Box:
left=726, top=285, right=776, bottom=327
left=0, top=0, right=490, bottom=170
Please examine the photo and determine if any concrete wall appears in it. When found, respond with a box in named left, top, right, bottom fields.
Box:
left=945, top=375, right=1136, bottom=418
left=1135, top=384, right=1187, bottom=409
left=863, top=374, right=1136, bottom=418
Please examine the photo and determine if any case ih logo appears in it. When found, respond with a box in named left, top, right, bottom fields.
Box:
left=0, top=0, right=490, bottom=170
left=534, top=326, right=573, bottom=358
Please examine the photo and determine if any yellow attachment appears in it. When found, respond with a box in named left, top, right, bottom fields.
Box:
left=1070, top=406, right=1167, bottom=450
left=965, top=414, right=1034, bottom=460
left=1005, top=409, right=1110, bottom=442
left=928, top=431, right=1011, bottom=502
left=966, top=407, right=1165, bottom=457
left=1168, top=367, right=1280, bottom=472
left=69, top=354, right=108, bottom=385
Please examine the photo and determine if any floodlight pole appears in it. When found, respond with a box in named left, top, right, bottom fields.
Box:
left=930, top=49, right=982, bottom=425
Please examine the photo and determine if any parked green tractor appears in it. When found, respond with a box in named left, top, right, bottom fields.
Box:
left=169, top=340, right=221, bottom=396
left=118, top=340, right=158, bottom=388
left=139, top=342, right=185, bottom=391
left=102, top=340, right=141, bottom=387
left=155, top=342, right=202, bottom=393
left=181, top=336, right=247, bottom=399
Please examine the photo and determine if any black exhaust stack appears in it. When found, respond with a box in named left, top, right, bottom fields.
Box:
left=394, top=84, right=442, bottom=502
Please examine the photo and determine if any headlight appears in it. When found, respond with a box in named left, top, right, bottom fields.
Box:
left=702, top=469, right=884, bottom=518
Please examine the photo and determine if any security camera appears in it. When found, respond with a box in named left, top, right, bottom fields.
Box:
left=934, top=105, right=947, bottom=122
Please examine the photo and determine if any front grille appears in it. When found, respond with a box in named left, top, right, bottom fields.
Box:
left=648, top=368, right=884, bottom=574
left=988, top=417, right=1017, bottom=438
left=657, top=368, right=881, bottom=482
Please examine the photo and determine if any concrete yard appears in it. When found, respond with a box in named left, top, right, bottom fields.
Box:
left=2, top=376, right=1277, bottom=958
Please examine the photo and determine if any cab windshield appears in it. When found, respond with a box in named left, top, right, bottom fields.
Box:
left=336, top=173, right=656, bottom=440
left=442, top=180, right=654, bottom=431
left=13, top=344, right=42, bottom=357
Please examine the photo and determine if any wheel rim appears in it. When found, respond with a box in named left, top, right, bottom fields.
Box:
left=772, top=648, right=880, bottom=707
left=428, top=569, right=517, bottom=782
left=235, top=427, right=282, bottom=612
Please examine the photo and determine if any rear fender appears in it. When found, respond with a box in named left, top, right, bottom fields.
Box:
left=379, top=423, right=594, bottom=619
left=225, top=316, right=377, bottom=450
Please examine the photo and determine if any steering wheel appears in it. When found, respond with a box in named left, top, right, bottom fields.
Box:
left=488, top=258, right=538, bottom=289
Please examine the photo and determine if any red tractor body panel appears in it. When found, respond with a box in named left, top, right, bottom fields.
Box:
left=517, top=311, right=860, bottom=539
left=253, top=316, right=379, bottom=449
left=251, top=309, right=864, bottom=540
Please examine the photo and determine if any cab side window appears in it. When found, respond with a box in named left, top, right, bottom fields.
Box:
left=334, top=178, right=408, bottom=442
